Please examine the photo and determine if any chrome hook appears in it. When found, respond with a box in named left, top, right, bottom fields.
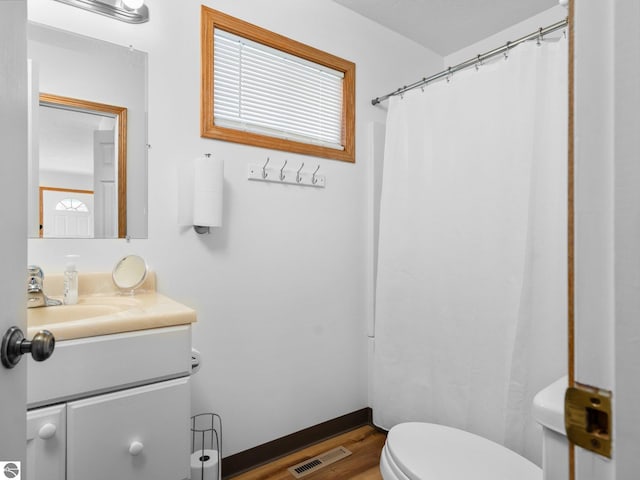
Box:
left=262, top=157, right=270, bottom=179
left=296, top=162, right=305, bottom=183
left=446, top=67, right=452, bottom=83
left=475, top=55, right=482, bottom=71
left=537, top=27, right=543, bottom=46
left=279, top=160, right=288, bottom=181
left=504, top=41, right=511, bottom=60
left=312, top=165, right=320, bottom=185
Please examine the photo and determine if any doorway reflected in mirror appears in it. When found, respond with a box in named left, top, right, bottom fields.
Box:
left=38, top=94, right=127, bottom=238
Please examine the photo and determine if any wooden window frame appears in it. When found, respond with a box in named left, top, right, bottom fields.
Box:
left=201, top=6, right=356, bottom=163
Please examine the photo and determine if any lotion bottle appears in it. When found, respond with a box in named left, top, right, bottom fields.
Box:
left=63, top=255, right=79, bottom=305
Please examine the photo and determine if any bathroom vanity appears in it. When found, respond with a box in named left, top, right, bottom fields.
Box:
left=24, top=272, right=196, bottom=480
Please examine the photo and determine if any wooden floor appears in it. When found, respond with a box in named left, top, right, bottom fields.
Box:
left=229, top=425, right=386, bottom=480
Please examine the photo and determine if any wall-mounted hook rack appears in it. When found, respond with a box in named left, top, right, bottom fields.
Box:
left=248, top=160, right=325, bottom=188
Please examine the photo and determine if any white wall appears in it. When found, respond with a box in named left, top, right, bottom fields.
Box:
left=27, top=0, right=441, bottom=457
left=39, top=170, right=92, bottom=191
left=445, top=6, right=567, bottom=66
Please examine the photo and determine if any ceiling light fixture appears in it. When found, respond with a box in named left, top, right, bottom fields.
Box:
left=53, top=0, right=149, bottom=24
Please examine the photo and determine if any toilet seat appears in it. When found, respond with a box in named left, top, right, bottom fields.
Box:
left=381, top=423, right=541, bottom=480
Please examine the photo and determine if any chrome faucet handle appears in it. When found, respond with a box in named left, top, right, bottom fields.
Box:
left=27, top=277, right=42, bottom=293
left=26, top=265, right=61, bottom=308
left=27, top=266, right=44, bottom=292
left=28, top=265, right=44, bottom=279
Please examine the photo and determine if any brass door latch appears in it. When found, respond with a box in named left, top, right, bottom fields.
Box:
left=565, top=384, right=612, bottom=458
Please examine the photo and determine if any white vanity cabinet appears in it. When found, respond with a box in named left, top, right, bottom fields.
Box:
left=26, top=325, right=193, bottom=480
left=26, top=404, right=66, bottom=480
left=66, top=377, right=190, bottom=480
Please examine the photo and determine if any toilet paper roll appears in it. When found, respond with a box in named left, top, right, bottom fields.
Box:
left=193, top=156, right=223, bottom=227
left=177, top=155, right=224, bottom=227
left=190, top=449, right=219, bottom=480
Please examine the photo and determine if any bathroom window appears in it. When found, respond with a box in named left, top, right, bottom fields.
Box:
left=201, top=7, right=356, bottom=162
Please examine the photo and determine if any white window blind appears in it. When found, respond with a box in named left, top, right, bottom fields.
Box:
left=213, top=29, right=345, bottom=150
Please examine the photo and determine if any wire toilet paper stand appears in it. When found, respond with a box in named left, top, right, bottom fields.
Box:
left=191, top=413, right=222, bottom=480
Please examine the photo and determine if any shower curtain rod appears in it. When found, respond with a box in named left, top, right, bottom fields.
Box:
left=371, top=18, right=568, bottom=106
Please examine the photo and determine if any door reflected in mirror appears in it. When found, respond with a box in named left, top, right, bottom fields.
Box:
left=38, top=94, right=127, bottom=238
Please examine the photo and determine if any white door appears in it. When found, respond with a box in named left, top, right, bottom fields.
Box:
left=0, top=0, right=28, bottom=474
left=573, top=0, right=640, bottom=478
left=41, top=190, right=94, bottom=238
left=93, top=129, right=117, bottom=238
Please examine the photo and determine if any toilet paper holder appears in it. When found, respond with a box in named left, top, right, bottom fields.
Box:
left=191, top=413, right=222, bottom=480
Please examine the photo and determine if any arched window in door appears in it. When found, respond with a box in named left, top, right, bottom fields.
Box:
left=55, top=198, right=89, bottom=212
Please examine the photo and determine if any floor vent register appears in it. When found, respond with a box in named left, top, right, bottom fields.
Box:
left=287, top=446, right=352, bottom=479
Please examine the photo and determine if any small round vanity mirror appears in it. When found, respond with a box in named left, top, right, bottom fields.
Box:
left=112, top=255, right=147, bottom=294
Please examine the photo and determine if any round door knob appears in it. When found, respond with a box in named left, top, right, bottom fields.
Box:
left=38, top=423, right=57, bottom=440
left=1, top=327, right=55, bottom=369
left=24, top=330, right=56, bottom=362
left=129, top=441, right=144, bottom=456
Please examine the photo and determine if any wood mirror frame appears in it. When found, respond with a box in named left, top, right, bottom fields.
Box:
left=39, top=93, right=128, bottom=238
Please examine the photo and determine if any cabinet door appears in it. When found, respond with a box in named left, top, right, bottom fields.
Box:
left=26, top=404, right=66, bottom=480
left=67, top=377, right=190, bottom=480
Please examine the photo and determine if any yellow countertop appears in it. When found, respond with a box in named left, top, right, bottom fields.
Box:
left=27, top=271, right=196, bottom=340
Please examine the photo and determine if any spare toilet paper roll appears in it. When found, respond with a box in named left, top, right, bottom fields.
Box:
left=190, top=449, right=219, bottom=480
left=193, top=156, right=223, bottom=227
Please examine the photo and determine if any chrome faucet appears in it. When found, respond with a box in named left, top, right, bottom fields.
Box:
left=27, top=266, right=62, bottom=308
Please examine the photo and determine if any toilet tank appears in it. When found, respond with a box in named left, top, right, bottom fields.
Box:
left=533, top=376, right=568, bottom=480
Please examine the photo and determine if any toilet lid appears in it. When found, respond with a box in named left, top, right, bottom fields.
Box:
left=385, top=423, right=541, bottom=480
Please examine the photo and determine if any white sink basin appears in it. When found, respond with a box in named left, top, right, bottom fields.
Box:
left=28, top=297, right=140, bottom=325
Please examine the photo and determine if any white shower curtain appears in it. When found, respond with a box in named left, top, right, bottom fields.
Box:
left=373, top=39, right=567, bottom=465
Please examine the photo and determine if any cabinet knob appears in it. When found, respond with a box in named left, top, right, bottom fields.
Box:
left=38, top=423, right=57, bottom=439
left=129, top=441, right=144, bottom=456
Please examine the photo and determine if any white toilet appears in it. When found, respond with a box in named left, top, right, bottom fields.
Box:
left=379, top=422, right=541, bottom=480
left=532, top=376, right=569, bottom=480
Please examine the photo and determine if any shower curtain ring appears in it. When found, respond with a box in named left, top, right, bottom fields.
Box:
left=504, top=41, right=511, bottom=60
left=262, top=157, right=270, bottom=179
left=296, top=162, right=304, bottom=183
left=475, top=55, right=482, bottom=71
left=279, top=160, right=288, bottom=181
left=446, top=67, right=452, bottom=83
left=537, top=27, right=543, bottom=46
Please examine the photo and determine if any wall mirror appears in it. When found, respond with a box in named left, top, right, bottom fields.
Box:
left=27, top=22, right=148, bottom=239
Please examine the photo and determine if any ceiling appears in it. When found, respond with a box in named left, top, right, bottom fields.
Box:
left=332, top=0, right=559, bottom=56
left=40, top=106, right=115, bottom=175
